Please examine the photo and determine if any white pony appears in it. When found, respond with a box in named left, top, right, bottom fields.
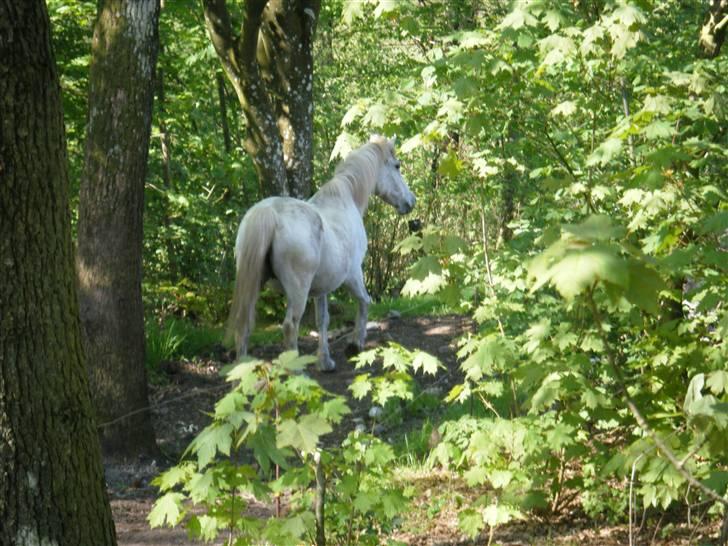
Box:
left=227, top=135, right=416, bottom=371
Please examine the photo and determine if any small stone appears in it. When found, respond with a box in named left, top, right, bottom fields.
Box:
left=372, top=424, right=385, bottom=435
left=424, top=386, right=442, bottom=397
left=387, top=309, right=401, bottom=320
left=368, top=406, right=383, bottom=419
left=354, top=423, right=366, bottom=433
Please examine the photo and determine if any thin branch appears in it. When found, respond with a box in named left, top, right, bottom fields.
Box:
left=97, top=384, right=229, bottom=429
left=480, top=208, right=505, bottom=337
left=586, top=290, right=728, bottom=509
left=543, top=121, right=579, bottom=182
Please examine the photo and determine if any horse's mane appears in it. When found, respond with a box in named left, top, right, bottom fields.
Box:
left=312, top=137, right=391, bottom=213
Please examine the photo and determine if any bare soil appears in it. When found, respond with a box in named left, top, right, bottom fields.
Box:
left=107, top=315, right=721, bottom=545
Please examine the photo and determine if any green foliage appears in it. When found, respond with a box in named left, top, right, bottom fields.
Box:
left=333, top=0, right=728, bottom=534
left=48, top=0, right=727, bottom=538
left=149, top=352, right=408, bottom=544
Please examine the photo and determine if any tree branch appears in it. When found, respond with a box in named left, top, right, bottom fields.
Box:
left=586, top=290, right=728, bottom=509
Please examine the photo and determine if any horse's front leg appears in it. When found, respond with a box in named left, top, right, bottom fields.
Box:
left=345, top=272, right=371, bottom=355
left=315, top=294, right=336, bottom=372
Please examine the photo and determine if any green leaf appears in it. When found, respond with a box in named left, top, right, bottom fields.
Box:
left=281, top=512, right=314, bottom=539
left=624, top=260, right=666, bottom=315
left=499, top=7, right=537, bottom=30
left=363, top=102, right=387, bottom=128
left=190, top=423, right=234, bottom=468
left=354, top=490, right=378, bottom=512
left=562, top=215, right=625, bottom=242
left=223, top=361, right=259, bottom=391
left=437, top=151, right=463, bottom=178
left=483, top=503, right=518, bottom=526
left=642, top=120, right=674, bottom=140
left=586, top=138, right=623, bottom=166
left=412, top=351, right=440, bottom=376
left=707, top=371, right=728, bottom=395
left=330, top=131, right=357, bottom=161
left=545, top=244, right=629, bottom=300
left=153, top=464, right=191, bottom=491
left=700, top=211, right=728, bottom=234
left=148, top=492, right=184, bottom=528
left=250, top=425, right=289, bottom=473
left=215, top=391, right=245, bottom=420
left=464, top=466, right=489, bottom=486
left=684, top=374, right=705, bottom=414
left=341, top=0, right=364, bottom=24
left=458, top=508, right=485, bottom=538
left=277, top=350, right=317, bottom=371
left=490, top=469, right=513, bottom=489
left=551, top=100, right=577, bottom=117
left=277, top=414, right=332, bottom=453
left=381, top=490, right=407, bottom=518
left=319, top=397, right=351, bottom=423
left=546, top=422, right=576, bottom=450
left=350, top=374, right=373, bottom=399
left=530, top=373, right=561, bottom=413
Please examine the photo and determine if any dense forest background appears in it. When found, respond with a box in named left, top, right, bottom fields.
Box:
left=28, top=0, right=728, bottom=543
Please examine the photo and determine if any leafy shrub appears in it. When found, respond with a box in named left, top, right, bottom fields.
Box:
left=149, top=352, right=409, bottom=545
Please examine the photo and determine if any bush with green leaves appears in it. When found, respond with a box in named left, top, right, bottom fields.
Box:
left=149, top=351, right=409, bottom=545
left=331, top=0, right=728, bottom=537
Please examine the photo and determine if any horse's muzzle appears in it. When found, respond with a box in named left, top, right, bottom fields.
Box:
left=398, top=196, right=416, bottom=215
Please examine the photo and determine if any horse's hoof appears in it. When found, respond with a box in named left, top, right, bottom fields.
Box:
left=318, top=358, right=336, bottom=373
left=345, top=343, right=361, bottom=359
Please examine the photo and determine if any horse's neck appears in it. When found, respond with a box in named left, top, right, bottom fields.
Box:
left=311, top=178, right=373, bottom=216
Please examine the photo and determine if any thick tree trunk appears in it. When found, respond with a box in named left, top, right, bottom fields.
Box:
left=203, top=0, right=320, bottom=198
left=77, top=0, right=161, bottom=458
left=0, top=2, right=117, bottom=544
left=699, top=0, right=727, bottom=58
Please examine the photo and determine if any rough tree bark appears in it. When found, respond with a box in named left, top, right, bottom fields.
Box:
left=0, top=1, right=117, bottom=544
left=203, top=0, right=321, bottom=198
left=77, top=0, right=161, bottom=457
left=699, top=0, right=727, bottom=58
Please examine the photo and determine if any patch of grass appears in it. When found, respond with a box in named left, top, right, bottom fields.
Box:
left=249, top=324, right=282, bottom=347
left=146, top=318, right=222, bottom=375
left=369, top=294, right=456, bottom=320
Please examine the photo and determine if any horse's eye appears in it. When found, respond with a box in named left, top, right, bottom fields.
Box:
left=394, top=161, right=401, bottom=170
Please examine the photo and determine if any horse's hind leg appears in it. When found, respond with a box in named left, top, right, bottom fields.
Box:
left=344, top=270, right=371, bottom=356
left=315, top=295, right=336, bottom=372
left=279, top=272, right=313, bottom=353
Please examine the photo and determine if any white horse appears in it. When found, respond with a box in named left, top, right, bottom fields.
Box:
left=227, top=135, right=416, bottom=371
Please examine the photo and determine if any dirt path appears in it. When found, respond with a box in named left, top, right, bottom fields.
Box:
left=109, top=314, right=473, bottom=545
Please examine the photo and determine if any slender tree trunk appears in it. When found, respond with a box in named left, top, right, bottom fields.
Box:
left=203, top=0, right=320, bottom=198
left=0, top=2, right=117, bottom=543
left=77, top=0, right=161, bottom=458
left=217, top=71, right=232, bottom=153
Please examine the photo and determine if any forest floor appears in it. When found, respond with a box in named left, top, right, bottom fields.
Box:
left=106, top=314, right=722, bottom=546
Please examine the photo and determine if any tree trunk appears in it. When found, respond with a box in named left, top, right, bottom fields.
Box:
left=77, top=0, right=161, bottom=458
left=699, top=0, right=727, bottom=58
left=0, top=2, right=117, bottom=544
left=203, top=0, right=320, bottom=198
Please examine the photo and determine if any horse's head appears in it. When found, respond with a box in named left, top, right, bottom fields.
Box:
left=371, top=135, right=416, bottom=215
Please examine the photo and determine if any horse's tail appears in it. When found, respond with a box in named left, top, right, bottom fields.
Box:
left=226, top=204, right=277, bottom=358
